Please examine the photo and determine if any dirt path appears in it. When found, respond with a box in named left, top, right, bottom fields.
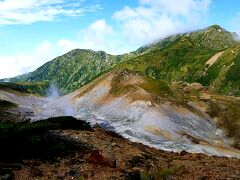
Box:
left=206, top=51, right=224, bottom=67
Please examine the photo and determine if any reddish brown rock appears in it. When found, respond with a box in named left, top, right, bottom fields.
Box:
left=86, top=150, right=116, bottom=168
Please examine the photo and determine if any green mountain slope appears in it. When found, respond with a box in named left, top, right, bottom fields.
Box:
left=117, top=25, right=240, bottom=96
left=5, top=25, right=240, bottom=96
left=0, top=81, right=49, bottom=95
left=8, top=49, right=137, bottom=94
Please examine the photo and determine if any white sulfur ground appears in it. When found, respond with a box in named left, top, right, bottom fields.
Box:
left=1, top=83, right=240, bottom=158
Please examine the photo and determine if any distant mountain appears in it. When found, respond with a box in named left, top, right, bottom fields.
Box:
left=5, top=25, right=240, bottom=96
left=7, top=49, right=137, bottom=94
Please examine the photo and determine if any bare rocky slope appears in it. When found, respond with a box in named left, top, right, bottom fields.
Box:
left=1, top=70, right=240, bottom=158
left=10, top=128, right=240, bottom=180
left=63, top=70, right=240, bottom=157
left=1, top=71, right=240, bottom=179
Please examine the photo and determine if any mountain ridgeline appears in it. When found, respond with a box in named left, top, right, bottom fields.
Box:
left=5, top=25, right=240, bottom=96
left=8, top=50, right=136, bottom=94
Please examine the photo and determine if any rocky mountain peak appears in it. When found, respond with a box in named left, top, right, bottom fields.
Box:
left=188, top=24, right=238, bottom=50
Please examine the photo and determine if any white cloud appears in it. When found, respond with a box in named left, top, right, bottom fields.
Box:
left=57, top=19, right=131, bottom=55
left=231, top=12, right=240, bottom=38
left=0, top=0, right=100, bottom=25
left=57, top=39, right=80, bottom=53
left=57, top=1, right=212, bottom=53
left=57, top=19, right=114, bottom=52
left=0, top=40, right=57, bottom=78
left=113, top=0, right=212, bottom=45
left=139, top=0, right=210, bottom=16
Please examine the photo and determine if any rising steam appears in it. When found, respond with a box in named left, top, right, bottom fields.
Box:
left=47, top=83, right=59, bottom=99
left=232, top=32, right=240, bottom=42
left=46, top=83, right=75, bottom=116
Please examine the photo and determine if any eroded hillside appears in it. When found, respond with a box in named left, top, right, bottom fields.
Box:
left=1, top=69, right=240, bottom=158
left=61, top=69, right=240, bottom=158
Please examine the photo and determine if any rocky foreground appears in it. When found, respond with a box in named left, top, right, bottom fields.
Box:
left=0, top=117, right=239, bottom=180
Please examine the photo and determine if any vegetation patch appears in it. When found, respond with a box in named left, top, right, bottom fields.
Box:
left=0, top=99, right=17, bottom=109
left=139, top=77, right=174, bottom=99
left=127, top=156, right=146, bottom=168
left=206, top=96, right=240, bottom=149
left=0, top=81, right=49, bottom=96
left=0, top=116, right=92, bottom=161
left=0, top=100, right=18, bottom=122
left=127, top=153, right=154, bottom=168
left=140, top=166, right=183, bottom=180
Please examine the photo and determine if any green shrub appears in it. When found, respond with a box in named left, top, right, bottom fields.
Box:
left=0, top=116, right=92, bottom=161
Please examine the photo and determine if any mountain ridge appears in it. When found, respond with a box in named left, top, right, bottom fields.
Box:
left=7, top=49, right=130, bottom=94
left=2, top=24, right=240, bottom=96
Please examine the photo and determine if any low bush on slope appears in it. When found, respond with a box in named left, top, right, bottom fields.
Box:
left=0, top=116, right=92, bottom=161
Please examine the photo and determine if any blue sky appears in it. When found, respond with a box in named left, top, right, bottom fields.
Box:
left=0, top=0, right=240, bottom=78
